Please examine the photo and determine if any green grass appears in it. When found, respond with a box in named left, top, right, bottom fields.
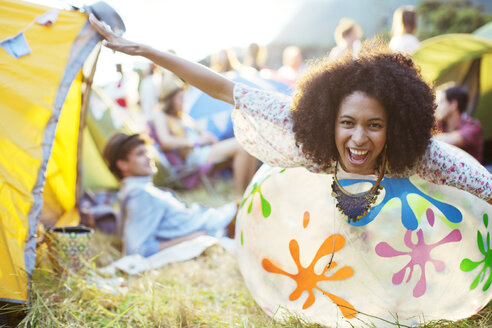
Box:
left=20, top=241, right=492, bottom=328
left=12, top=180, right=492, bottom=327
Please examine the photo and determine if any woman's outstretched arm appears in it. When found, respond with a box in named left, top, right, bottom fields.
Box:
left=413, top=139, right=492, bottom=203
left=89, top=14, right=234, bottom=104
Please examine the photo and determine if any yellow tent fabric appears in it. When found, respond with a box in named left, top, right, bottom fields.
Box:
left=41, top=72, right=82, bottom=227
left=0, top=0, right=100, bottom=303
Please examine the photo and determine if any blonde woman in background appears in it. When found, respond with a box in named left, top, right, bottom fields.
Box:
left=389, top=5, right=420, bottom=54
left=328, top=18, right=363, bottom=60
left=153, top=78, right=258, bottom=194
left=209, top=48, right=242, bottom=73
left=277, top=45, right=304, bottom=86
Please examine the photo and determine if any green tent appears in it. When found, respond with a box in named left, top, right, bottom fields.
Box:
left=82, top=86, right=139, bottom=191
left=412, top=33, right=492, bottom=162
left=474, top=21, right=492, bottom=40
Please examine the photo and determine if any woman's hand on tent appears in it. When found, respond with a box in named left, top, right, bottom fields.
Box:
left=89, top=14, right=143, bottom=56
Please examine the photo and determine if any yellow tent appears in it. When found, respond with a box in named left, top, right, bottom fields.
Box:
left=0, top=0, right=101, bottom=303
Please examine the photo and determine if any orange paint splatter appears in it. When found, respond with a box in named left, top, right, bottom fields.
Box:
left=262, top=234, right=357, bottom=319
left=303, top=211, right=310, bottom=228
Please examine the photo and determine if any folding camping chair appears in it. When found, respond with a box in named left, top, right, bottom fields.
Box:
left=152, top=143, right=232, bottom=197
left=146, top=119, right=234, bottom=195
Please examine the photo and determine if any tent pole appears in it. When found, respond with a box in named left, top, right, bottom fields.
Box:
left=75, top=44, right=102, bottom=213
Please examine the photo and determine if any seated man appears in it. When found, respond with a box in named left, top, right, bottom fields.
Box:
left=103, top=132, right=238, bottom=257
left=434, top=86, right=484, bottom=163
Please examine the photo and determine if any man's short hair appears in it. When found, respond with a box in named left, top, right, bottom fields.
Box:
left=445, top=86, right=469, bottom=114
left=103, top=133, right=147, bottom=179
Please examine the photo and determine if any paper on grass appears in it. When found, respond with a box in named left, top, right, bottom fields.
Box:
left=99, top=236, right=235, bottom=275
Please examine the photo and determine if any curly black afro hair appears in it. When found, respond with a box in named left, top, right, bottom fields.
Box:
left=291, top=40, right=435, bottom=174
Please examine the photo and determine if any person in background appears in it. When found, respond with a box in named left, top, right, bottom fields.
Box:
left=104, top=63, right=139, bottom=112
left=209, top=48, right=242, bottom=74
left=103, top=132, right=238, bottom=257
left=329, top=18, right=363, bottom=60
left=434, top=85, right=484, bottom=163
left=111, top=63, right=128, bottom=108
left=277, top=45, right=304, bottom=85
left=152, top=78, right=258, bottom=194
left=389, top=5, right=420, bottom=54
left=243, top=43, right=267, bottom=72
left=139, top=63, right=161, bottom=120
left=243, top=43, right=289, bottom=90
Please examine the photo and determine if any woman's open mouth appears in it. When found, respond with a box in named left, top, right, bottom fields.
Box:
left=347, top=148, right=369, bottom=165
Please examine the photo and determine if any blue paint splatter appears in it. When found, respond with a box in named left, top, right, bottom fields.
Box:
left=339, top=177, right=463, bottom=230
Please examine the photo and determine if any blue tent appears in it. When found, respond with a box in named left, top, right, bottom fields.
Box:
left=184, top=70, right=291, bottom=140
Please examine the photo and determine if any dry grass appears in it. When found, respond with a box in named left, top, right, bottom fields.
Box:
left=13, top=179, right=492, bottom=327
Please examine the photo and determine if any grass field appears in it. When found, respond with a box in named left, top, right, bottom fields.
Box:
left=11, top=180, right=492, bottom=327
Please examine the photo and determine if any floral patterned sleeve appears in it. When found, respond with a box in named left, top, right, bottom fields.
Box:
left=231, top=83, right=326, bottom=172
left=411, top=139, right=492, bottom=201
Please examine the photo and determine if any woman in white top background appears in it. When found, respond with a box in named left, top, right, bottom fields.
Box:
left=389, top=5, right=420, bottom=54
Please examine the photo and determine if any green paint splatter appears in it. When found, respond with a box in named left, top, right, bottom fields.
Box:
left=460, top=213, right=492, bottom=291
left=240, top=231, right=244, bottom=246
left=260, top=194, right=271, bottom=217
left=240, top=175, right=272, bottom=218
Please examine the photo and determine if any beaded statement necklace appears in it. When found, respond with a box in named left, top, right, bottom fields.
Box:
left=331, top=149, right=387, bottom=223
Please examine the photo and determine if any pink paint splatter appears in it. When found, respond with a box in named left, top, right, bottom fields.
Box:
left=375, top=210, right=462, bottom=297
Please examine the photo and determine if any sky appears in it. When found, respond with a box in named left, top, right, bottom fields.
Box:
left=28, top=0, right=303, bottom=84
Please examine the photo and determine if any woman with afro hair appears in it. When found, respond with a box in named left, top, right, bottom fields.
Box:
left=90, top=15, right=492, bottom=205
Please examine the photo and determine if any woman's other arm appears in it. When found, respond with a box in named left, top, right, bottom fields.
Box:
left=415, top=139, right=492, bottom=203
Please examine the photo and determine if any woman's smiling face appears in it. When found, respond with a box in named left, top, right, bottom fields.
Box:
left=334, top=91, right=387, bottom=175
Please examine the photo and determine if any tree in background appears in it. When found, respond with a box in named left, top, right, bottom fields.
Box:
left=417, top=0, right=492, bottom=40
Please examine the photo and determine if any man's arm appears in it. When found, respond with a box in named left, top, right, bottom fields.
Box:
left=433, top=131, right=466, bottom=148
